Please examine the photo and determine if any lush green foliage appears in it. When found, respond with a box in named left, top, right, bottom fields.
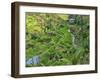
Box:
left=25, top=12, right=89, bottom=67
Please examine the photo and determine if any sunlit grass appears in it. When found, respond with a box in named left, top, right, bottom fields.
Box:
left=25, top=13, right=89, bottom=67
